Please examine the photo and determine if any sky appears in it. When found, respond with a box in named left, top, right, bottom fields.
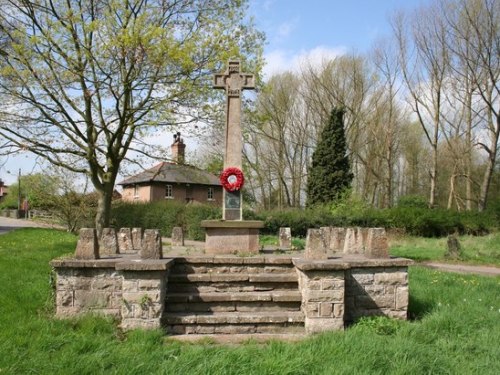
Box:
left=0, top=0, right=430, bottom=185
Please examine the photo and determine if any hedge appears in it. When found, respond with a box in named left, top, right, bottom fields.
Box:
left=111, top=200, right=498, bottom=240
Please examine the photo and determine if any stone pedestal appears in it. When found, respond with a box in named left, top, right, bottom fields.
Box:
left=201, top=220, right=264, bottom=254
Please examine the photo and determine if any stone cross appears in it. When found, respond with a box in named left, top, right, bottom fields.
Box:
left=214, top=60, right=255, bottom=220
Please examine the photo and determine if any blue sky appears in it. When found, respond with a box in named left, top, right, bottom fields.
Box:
left=1, top=0, right=431, bottom=185
left=250, top=0, right=430, bottom=76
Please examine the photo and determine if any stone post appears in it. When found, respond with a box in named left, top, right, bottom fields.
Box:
left=141, top=229, right=163, bottom=259
left=118, top=228, right=134, bottom=253
left=330, top=227, right=346, bottom=253
left=131, top=227, right=144, bottom=250
left=171, top=226, right=184, bottom=246
left=279, top=227, right=292, bottom=248
left=100, top=228, right=119, bottom=256
left=305, top=229, right=327, bottom=259
left=365, top=228, right=389, bottom=258
left=75, top=228, right=99, bottom=260
left=343, top=227, right=365, bottom=255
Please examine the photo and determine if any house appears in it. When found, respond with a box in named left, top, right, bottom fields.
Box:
left=0, top=179, right=8, bottom=203
left=118, top=133, right=222, bottom=205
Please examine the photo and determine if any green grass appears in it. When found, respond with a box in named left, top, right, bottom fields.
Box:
left=1, top=228, right=499, bottom=374
left=390, top=232, right=500, bottom=265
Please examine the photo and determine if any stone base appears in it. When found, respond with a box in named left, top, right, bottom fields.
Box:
left=200, top=220, right=264, bottom=254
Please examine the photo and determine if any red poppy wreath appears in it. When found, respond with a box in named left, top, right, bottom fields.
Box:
left=220, top=167, right=245, bottom=192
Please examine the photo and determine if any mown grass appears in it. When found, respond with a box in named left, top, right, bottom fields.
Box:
left=1, top=228, right=499, bottom=374
left=390, top=232, right=500, bottom=265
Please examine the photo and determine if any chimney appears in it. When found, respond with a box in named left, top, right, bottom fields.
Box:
left=171, top=132, right=185, bottom=164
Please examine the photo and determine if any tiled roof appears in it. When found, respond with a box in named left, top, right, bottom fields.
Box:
left=118, top=162, right=221, bottom=186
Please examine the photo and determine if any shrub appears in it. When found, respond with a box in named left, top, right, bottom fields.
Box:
left=111, top=201, right=221, bottom=240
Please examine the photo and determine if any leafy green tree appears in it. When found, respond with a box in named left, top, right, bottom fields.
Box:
left=0, top=173, right=59, bottom=209
left=307, top=108, right=353, bottom=206
left=0, top=0, right=263, bottom=232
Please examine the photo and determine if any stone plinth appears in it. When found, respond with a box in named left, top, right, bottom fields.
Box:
left=201, top=220, right=264, bottom=254
left=75, top=228, right=99, bottom=260
left=279, top=227, right=292, bottom=248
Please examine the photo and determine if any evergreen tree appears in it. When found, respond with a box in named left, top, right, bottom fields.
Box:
left=307, top=108, right=353, bottom=206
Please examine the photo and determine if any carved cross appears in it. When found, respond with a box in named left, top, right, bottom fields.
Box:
left=213, top=60, right=255, bottom=220
left=214, top=60, right=255, bottom=169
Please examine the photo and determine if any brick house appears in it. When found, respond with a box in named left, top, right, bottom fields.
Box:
left=0, top=179, right=8, bottom=203
left=118, top=134, right=222, bottom=205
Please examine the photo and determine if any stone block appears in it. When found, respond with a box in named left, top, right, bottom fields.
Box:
left=304, top=302, right=319, bottom=316
left=279, top=227, right=292, bottom=248
left=305, top=229, right=327, bottom=259
left=365, top=228, right=389, bottom=258
left=75, top=228, right=99, bottom=260
left=395, top=286, right=409, bottom=310
left=330, top=227, right=346, bottom=252
left=171, top=226, right=184, bottom=246
left=349, top=270, right=375, bottom=285
left=131, top=228, right=143, bottom=250
left=100, top=228, right=119, bottom=256
left=321, top=279, right=344, bottom=290
left=118, top=228, right=133, bottom=253
left=140, top=229, right=163, bottom=259
left=305, top=317, right=344, bottom=333
left=374, top=271, right=408, bottom=285
left=74, top=290, right=109, bottom=309
left=333, top=303, right=344, bottom=318
left=343, top=227, right=364, bottom=254
left=319, top=302, right=333, bottom=317
left=320, top=227, right=331, bottom=250
left=305, top=290, right=343, bottom=303
left=91, top=278, right=120, bottom=291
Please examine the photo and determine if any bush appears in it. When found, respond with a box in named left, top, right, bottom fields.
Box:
left=254, top=206, right=497, bottom=238
left=111, top=201, right=221, bottom=240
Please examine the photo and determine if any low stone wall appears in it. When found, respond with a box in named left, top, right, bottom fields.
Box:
left=51, top=256, right=412, bottom=333
left=51, top=258, right=173, bottom=330
left=293, top=257, right=412, bottom=333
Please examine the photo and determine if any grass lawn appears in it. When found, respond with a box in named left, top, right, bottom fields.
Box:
left=1, top=228, right=499, bottom=374
left=390, top=232, right=500, bottom=266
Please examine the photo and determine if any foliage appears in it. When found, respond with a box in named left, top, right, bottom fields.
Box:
left=1, top=229, right=499, bottom=374
left=0, top=0, right=264, bottom=231
left=255, top=205, right=498, bottom=238
left=111, top=201, right=220, bottom=241
left=307, top=108, right=353, bottom=206
left=397, top=195, right=429, bottom=209
left=0, top=173, right=59, bottom=210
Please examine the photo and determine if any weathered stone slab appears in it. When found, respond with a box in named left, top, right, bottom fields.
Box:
left=75, top=228, right=99, bottom=260
left=305, top=229, right=327, bottom=259
left=131, top=228, right=143, bottom=250
left=100, top=228, right=119, bottom=256
left=365, top=228, right=389, bottom=258
left=330, top=227, right=346, bottom=252
left=279, top=227, right=291, bottom=248
left=118, top=228, right=134, bottom=253
left=343, top=227, right=364, bottom=254
left=171, top=226, right=184, bottom=246
left=140, top=229, right=163, bottom=259
left=320, top=227, right=331, bottom=251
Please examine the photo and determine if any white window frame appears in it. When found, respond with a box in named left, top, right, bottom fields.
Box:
left=133, top=184, right=139, bottom=199
left=165, top=184, right=173, bottom=199
left=207, top=187, right=214, bottom=201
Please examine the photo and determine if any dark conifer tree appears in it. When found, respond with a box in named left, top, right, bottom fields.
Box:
left=306, top=108, right=353, bottom=206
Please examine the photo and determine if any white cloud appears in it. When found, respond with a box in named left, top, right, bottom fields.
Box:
left=277, top=19, right=297, bottom=39
left=263, top=45, right=347, bottom=79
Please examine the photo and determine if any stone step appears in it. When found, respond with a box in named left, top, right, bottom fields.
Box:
left=174, top=257, right=294, bottom=265
left=168, top=273, right=298, bottom=283
left=166, top=333, right=307, bottom=344
left=167, top=282, right=299, bottom=293
left=166, top=301, right=301, bottom=313
left=170, top=264, right=296, bottom=275
left=166, top=291, right=302, bottom=303
left=163, top=311, right=305, bottom=325
left=166, top=322, right=305, bottom=335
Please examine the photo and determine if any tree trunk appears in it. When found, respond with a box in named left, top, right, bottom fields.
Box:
left=478, top=116, right=500, bottom=212
left=95, top=182, right=114, bottom=236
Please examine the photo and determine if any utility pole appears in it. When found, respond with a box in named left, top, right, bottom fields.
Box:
left=17, top=168, right=21, bottom=218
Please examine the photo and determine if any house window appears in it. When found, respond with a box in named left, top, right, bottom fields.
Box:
left=207, top=187, right=214, bottom=201
left=133, top=184, right=139, bottom=199
left=165, top=184, right=173, bottom=199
